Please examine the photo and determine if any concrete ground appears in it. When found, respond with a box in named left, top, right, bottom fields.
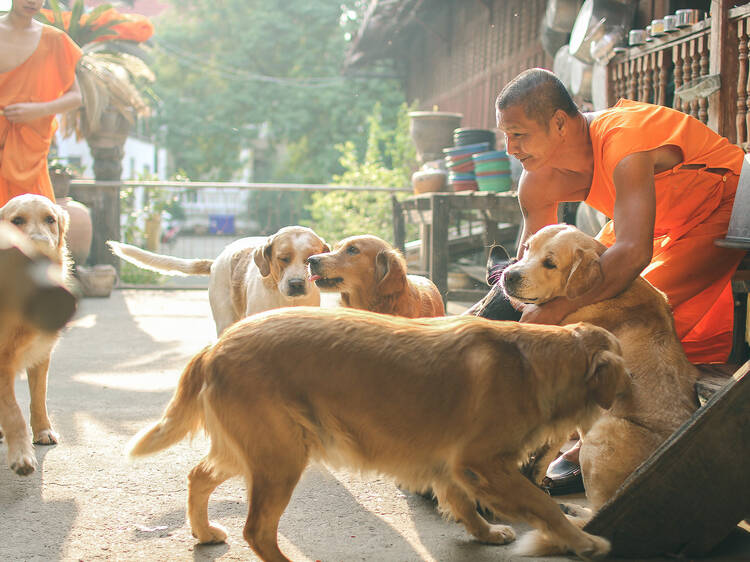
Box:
left=1, top=290, right=748, bottom=561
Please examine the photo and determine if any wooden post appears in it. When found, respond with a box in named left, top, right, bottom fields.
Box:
left=708, top=0, right=736, bottom=140
left=430, top=194, right=450, bottom=303
left=391, top=195, right=406, bottom=254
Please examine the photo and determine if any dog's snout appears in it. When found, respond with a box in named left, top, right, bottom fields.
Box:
left=501, top=268, right=520, bottom=288
left=287, top=278, right=307, bottom=296
left=307, top=255, right=320, bottom=266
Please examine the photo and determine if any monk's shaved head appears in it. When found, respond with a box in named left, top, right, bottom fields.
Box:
left=496, top=68, right=578, bottom=127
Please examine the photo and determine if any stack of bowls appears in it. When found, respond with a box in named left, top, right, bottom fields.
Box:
left=453, top=128, right=496, bottom=150
left=472, top=150, right=512, bottom=192
left=443, top=142, right=489, bottom=191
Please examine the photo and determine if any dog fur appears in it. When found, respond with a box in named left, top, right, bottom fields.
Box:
left=129, top=306, right=630, bottom=560
left=0, top=194, right=71, bottom=475
left=108, top=225, right=329, bottom=335
left=477, top=224, right=699, bottom=555
left=307, top=234, right=444, bottom=317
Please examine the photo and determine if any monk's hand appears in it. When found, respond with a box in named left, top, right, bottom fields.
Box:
left=519, top=298, right=570, bottom=325
left=3, top=103, right=47, bottom=123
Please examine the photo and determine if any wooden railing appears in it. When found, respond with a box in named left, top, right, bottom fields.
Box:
left=607, top=2, right=750, bottom=151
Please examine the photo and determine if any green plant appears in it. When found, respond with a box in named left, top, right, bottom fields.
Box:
left=306, top=102, right=417, bottom=244
left=37, top=0, right=154, bottom=140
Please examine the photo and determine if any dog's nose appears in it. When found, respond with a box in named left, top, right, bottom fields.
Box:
left=307, top=255, right=320, bottom=266
left=501, top=268, right=520, bottom=287
left=287, top=278, right=307, bottom=296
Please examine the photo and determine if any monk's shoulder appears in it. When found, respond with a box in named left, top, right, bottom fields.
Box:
left=518, top=167, right=582, bottom=206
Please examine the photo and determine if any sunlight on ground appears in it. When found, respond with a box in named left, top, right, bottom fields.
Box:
left=73, top=370, right=179, bottom=392
left=68, top=313, right=97, bottom=329
left=328, top=467, right=436, bottom=562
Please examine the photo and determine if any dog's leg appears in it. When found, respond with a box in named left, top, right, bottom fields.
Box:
left=0, top=371, right=36, bottom=475
left=27, top=358, right=58, bottom=445
left=243, top=460, right=306, bottom=562
left=432, top=479, right=516, bottom=545
left=187, top=458, right=232, bottom=544
left=457, top=461, right=609, bottom=559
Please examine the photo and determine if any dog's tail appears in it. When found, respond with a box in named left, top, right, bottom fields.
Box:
left=127, top=348, right=210, bottom=457
left=512, top=507, right=601, bottom=557
left=107, top=241, right=212, bottom=276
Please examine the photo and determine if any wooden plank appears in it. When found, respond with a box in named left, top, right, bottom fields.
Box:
left=584, top=361, right=750, bottom=558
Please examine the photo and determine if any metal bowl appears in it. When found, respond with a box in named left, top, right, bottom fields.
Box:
left=663, top=14, right=678, bottom=32
left=545, top=0, right=584, bottom=33
left=675, top=8, right=701, bottom=28
left=569, top=0, right=635, bottom=63
left=628, top=29, right=647, bottom=46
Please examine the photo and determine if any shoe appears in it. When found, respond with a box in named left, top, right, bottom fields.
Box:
left=541, top=456, right=584, bottom=496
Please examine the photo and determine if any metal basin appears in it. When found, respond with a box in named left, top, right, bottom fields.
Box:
left=569, top=0, right=635, bottom=64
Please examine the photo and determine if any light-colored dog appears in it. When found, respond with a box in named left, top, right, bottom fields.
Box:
left=108, top=226, right=329, bottom=335
left=498, top=224, right=699, bottom=554
left=129, top=306, right=630, bottom=560
left=307, top=234, right=445, bottom=317
left=0, top=194, right=71, bottom=475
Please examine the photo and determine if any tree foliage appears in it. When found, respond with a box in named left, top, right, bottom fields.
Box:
left=152, top=0, right=406, bottom=183
left=307, top=102, right=416, bottom=244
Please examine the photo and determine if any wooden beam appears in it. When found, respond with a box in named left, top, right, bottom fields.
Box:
left=708, top=0, right=736, bottom=139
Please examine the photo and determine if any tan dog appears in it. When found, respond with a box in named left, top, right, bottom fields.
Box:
left=0, top=194, right=71, bottom=475
left=108, top=226, right=329, bottom=335
left=307, top=234, right=444, bottom=317
left=499, top=224, right=699, bottom=554
left=129, top=307, right=630, bottom=560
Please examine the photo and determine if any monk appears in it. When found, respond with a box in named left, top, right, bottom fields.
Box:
left=0, top=0, right=82, bottom=206
left=494, top=68, right=745, bottom=493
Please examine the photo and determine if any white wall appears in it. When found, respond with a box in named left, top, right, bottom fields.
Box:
left=54, top=133, right=169, bottom=180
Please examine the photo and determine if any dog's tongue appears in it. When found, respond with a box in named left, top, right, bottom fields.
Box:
left=309, top=274, right=321, bottom=282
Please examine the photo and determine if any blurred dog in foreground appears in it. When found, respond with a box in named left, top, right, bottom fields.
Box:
left=108, top=225, right=329, bottom=335
left=0, top=196, right=75, bottom=475
left=129, top=306, right=629, bottom=560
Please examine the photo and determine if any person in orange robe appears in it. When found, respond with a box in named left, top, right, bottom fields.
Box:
left=0, top=0, right=83, bottom=206
left=494, top=68, right=745, bottom=492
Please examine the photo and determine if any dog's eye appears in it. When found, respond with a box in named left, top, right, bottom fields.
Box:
left=10, top=216, right=25, bottom=226
left=346, top=246, right=359, bottom=255
left=45, top=215, right=56, bottom=225
left=542, top=258, right=556, bottom=269
left=278, top=256, right=291, bottom=263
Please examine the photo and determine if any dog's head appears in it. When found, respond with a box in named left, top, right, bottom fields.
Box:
left=307, top=234, right=407, bottom=296
left=569, top=322, right=631, bottom=410
left=465, top=244, right=522, bottom=320
left=0, top=194, right=69, bottom=262
left=253, top=226, right=329, bottom=298
left=501, top=224, right=606, bottom=305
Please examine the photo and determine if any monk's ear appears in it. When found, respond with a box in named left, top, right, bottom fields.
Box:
left=376, top=249, right=407, bottom=295
left=565, top=248, right=602, bottom=299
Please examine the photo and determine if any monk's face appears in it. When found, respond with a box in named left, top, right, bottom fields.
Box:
left=496, top=104, right=564, bottom=171
left=12, top=1, right=44, bottom=17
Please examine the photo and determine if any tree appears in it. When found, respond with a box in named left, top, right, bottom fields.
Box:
left=152, top=0, right=406, bottom=184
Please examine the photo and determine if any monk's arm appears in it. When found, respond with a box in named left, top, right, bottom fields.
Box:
left=3, top=78, right=82, bottom=123
left=516, top=171, right=559, bottom=258
left=524, top=152, right=656, bottom=323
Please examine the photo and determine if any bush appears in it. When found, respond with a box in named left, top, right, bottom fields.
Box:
left=307, top=102, right=417, bottom=244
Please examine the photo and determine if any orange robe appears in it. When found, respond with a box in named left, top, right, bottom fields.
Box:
left=586, top=99, right=746, bottom=364
left=0, top=25, right=82, bottom=206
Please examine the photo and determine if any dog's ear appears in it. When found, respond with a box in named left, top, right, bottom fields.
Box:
left=585, top=348, right=631, bottom=409
left=376, top=249, right=407, bottom=295
left=565, top=247, right=602, bottom=299
left=486, top=245, right=516, bottom=285
left=320, top=242, right=331, bottom=253
left=55, top=206, right=70, bottom=251
left=253, top=237, right=273, bottom=277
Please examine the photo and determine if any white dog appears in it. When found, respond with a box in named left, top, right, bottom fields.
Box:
left=108, top=226, right=329, bottom=335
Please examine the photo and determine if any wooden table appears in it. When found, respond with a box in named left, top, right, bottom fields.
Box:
left=391, top=191, right=521, bottom=303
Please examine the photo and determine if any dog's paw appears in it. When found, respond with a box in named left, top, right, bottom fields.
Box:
left=574, top=532, right=610, bottom=560
left=33, top=428, right=59, bottom=445
left=192, top=523, right=228, bottom=544
left=478, top=523, right=516, bottom=545
left=9, top=452, right=37, bottom=476
left=559, top=502, right=592, bottom=519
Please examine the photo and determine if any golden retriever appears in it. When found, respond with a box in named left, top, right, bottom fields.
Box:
left=495, top=224, right=699, bottom=554
left=307, top=234, right=444, bottom=317
left=108, top=226, right=329, bottom=335
left=129, top=306, right=630, bottom=560
left=0, top=194, right=72, bottom=475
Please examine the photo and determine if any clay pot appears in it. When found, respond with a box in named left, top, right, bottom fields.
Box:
left=57, top=197, right=93, bottom=266
left=408, top=111, right=463, bottom=164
